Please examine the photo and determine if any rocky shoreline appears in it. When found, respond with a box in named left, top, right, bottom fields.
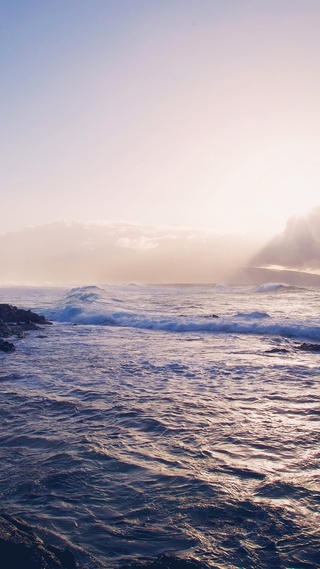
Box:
left=0, top=303, right=52, bottom=352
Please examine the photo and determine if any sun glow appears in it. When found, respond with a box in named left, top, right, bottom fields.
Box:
left=258, top=167, right=320, bottom=228
left=218, top=146, right=320, bottom=234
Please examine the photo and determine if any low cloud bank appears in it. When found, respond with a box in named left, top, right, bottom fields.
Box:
left=0, top=221, right=265, bottom=285
left=253, top=206, right=320, bottom=272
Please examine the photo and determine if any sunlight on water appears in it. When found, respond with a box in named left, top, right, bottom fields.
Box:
left=0, top=283, right=320, bottom=568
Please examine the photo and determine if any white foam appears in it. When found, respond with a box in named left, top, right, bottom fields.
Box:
left=42, top=284, right=320, bottom=343
left=255, top=283, right=285, bottom=293
left=48, top=304, right=320, bottom=342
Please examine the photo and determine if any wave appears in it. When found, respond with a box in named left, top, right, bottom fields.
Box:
left=48, top=305, right=320, bottom=342
left=254, top=282, right=304, bottom=293
left=236, top=311, right=271, bottom=319
left=214, top=282, right=304, bottom=294
left=213, top=283, right=233, bottom=292
left=256, top=282, right=285, bottom=292
left=67, top=285, right=105, bottom=303
left=41, top=285, right=320, bottom=343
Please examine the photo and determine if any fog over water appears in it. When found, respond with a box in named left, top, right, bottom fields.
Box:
left=254, top=206, right=320, bottom=272
left=1, top=207, right=320, bottom=286
left=0, top=220, right=267, bottom=286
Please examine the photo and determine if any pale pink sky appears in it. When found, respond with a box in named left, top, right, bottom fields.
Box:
left=1, top=0, right=320, bottom=236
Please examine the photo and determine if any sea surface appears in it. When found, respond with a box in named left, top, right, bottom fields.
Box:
left=0, top=283, right=319, bottom=569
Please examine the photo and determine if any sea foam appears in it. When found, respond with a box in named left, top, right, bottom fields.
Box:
left=48, top=301, right=320, bottom=342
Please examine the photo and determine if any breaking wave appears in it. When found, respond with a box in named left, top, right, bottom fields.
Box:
left=44, top=286, right=320, bottom=342
left=254, top=282, right=306, bottom=293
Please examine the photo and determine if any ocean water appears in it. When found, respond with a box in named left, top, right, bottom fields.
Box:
left=0, top=283, right=319, bottom=569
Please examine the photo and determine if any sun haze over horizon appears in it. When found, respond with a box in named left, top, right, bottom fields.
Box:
left=2, top=0, right=320, bottom=237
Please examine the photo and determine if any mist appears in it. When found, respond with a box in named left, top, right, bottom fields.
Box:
left=0, top=221, right=267, bottom=286
left=252, top=206, right=320, bottom=273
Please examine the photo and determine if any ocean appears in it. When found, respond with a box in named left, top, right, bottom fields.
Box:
left=0, top=283, right=319, bottom=569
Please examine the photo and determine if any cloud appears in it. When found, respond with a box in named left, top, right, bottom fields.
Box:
left=0, top=220, right=265, bottom=285
left=252, top=206, right=320, bottom=272
left=116, top=236, right=159, bottom=250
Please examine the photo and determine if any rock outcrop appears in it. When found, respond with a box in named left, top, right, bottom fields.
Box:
left=0, top=304, right=51, bottom=352
left=0, top=513, right=76, bottom=569
left=298, top=342, right=320, bottom=352
left=0, top=304, right=49, bottom=325
left=0, top=338, right=15, bottom=352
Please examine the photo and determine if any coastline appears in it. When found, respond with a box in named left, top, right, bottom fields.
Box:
left=0, top=303, right=51, bottom=352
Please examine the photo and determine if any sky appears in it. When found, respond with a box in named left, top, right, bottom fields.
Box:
left=1, top=0, right=320, bottom=239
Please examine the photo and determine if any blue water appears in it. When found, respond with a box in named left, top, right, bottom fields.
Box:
left=0, top=284, right=319, bottom=568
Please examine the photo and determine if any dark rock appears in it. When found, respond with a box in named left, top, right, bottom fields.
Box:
left=0, top=339, right=15, bottom=352
left=0, top=324, right=28, bottom=338
left=0, top=304, right=52, bottom=352
left=120, top=554, right=212, bottom=569
left=0, top=304, right=49, bottom=325
left=0, top=513, right=77, bottom=569
left=298, top=342, right=320, bottom=352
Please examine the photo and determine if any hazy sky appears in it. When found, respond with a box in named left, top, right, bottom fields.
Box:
left=2, top=0, right=320, bottom=237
